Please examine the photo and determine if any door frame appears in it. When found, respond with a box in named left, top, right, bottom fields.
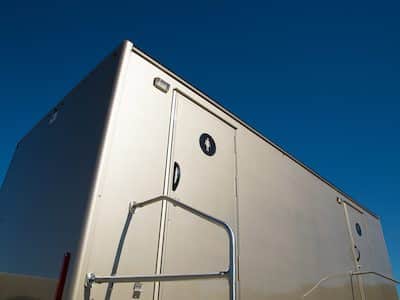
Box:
left=343, top=201, right=367, bottom=300
left=153, top=89, right=239, bottom=300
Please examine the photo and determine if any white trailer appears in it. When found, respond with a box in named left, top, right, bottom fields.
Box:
left=0, top=40, right=398, bottom=300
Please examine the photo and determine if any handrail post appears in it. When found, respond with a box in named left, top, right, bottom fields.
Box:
left=227, top=225, right=236, bottom=300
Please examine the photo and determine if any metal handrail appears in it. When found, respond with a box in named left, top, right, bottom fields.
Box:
left=84, top=195, right=237, bottom=300
left=303, top=270, right=399, bottom=298
left=302, top=271, right=353, bottom=298
left=351, top=271, right=400, bottom=285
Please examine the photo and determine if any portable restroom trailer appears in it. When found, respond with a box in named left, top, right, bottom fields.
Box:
left=0, top=40, right=398, bottom=300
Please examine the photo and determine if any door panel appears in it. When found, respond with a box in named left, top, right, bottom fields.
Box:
left=345, top=204, right=398, bottom=300
left=345, top=204, right=368, bottom=272
left=160, top=91, right=237, bottom=300
left=344, top=203, right=370, bottom=300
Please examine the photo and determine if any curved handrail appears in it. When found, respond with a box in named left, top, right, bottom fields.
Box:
left=302, top=269, right=399, bottom=298
left=85, top=195, right=237, bottom=300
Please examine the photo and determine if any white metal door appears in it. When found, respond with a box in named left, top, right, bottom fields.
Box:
left=159, top=91, right=237, bottom=300
left=344, top=203, right=370, bottom=300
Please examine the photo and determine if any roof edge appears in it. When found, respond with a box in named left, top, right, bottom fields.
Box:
left=129, top=42, right=379, bottom=220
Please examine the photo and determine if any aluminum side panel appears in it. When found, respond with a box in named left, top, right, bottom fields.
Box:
left=0, top=44, right=123, bottom=300
left=362, top=215, right=398, bottom=299
left=70, top=48, right=173, bottom=299
left=235, top=129, right=356, bottom=300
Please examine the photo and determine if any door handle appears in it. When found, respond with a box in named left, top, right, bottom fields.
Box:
left=354, top=245, right=361, bottom=262
left=172, top=162, right=181, bottom=191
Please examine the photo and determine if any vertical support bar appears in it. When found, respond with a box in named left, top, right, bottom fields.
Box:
left=154, top=90, right=178, bottom=300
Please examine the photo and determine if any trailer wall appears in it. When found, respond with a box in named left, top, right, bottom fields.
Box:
left=0, top=44, right=123, bottom=299
left=68, top=42, right=397, bottom=300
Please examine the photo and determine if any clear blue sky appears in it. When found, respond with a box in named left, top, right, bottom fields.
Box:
left=0, top=0, right=399, bottom=290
